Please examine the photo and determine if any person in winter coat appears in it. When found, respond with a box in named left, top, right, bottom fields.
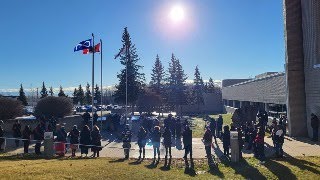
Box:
left=222, top=125, right=230, bottom=156
left=0, top=121, right=4, bottom=151
left=22, top=125, right=32, bottom=154
left=122, top=124, right=132, bottom=159
left=163, top=126, right=172, bottom=165
left=137, top=126, right=147, bottom=160
left=151, top=126, right=161, bottom=161
left=274, top=124, right=285, bottom=158
left=255, top=128, right=265, bottom=163
left=68, top=125, right=80, bottom=157
left=203, top=127, right=212, bottom=158
left=91, top=125, right=102, bottom=157
left=237, top=127, right=244, bottom=159
left=175, top=117, right=182, bottom=139
left=217, top=115, right=223, bottom=138
left=93, top=112, right=99, bottom=125
left=12, top=120, right=22, bottom=147
left=33, top=124, right=44, bottom=155
left=182, top=125, right=193, bottom=171
left=209, top=118, right=217, bottom=144
left=311, top=113, right=319, bottom=141
left=82, top=111, right=91, bottom=125
left=80, top=125, right=91, bottom=157
left=55, top=125, right=68, bottom=156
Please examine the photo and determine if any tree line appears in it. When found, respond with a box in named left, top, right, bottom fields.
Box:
left=114, top=27, right=218, bottom=113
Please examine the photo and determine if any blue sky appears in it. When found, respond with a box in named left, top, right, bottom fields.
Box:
left=0, top=0, right=284, bottom=92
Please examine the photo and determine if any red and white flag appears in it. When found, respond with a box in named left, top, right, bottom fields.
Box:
left=83, top=43, right=101, bottom=54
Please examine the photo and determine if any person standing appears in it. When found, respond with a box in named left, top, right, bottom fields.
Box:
left=222, top=125, right=230, bottom=156
left=209, top=118, right=217, bottom=144
left=203, top=127, right=212, bottom=159
left=80, top=125, right=91, bottom=157
left=237, top=127, right=244, bottom=159
left=91, top=125, right=102, bottom=157
left=274, top=124, right=284, bottom=158
left=55, top=125, right=67, bottom=156
left=255, top=128, right=265, bottom=164
left=93, top=112, right=99, bottom=125
left=22, top=125, right=32, bottom=154
left=137, top=126, right=147, bottom=160
left=151, top=126, right=161, bottom=162
left=0, top=121, right=4, bottom=151
left=122, top=124, right=132, bottom=159
left=311, top=113, right=319, bottom=142
left=82, top=110, right=91, bottom=126
left=183, top=125, right=193, bottom=171
left=68, top=125, right=80, bottom=157
left=175, top=117, right=182, bottom=139
left=33, top=124, right=44, bottom=155
left=163, top=126, right=172, bottom=166
left=217, top=115, right=223, bottom=138
left=12, top=120, right=22, bottom=147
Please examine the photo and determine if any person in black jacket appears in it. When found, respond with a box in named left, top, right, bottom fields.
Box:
left=82, top=111, right=91, bottom=126
left=209, top=118, right=217, bottom=144
left=22, top=125, right=32, bottom=154
left=217, top=115, right=223, bottom=138
left=151, top=126, right=161, bottom=162
left=274, top=124, right=285, bottom=158
left=311, top=113, right=319, bottom=141
left=12, top=120, right=22, bottom=147
left=33, top=124, right=44, bottom=155
left=163, top=126, right=172, bottom=166
left=93, top=112, right=99, bottom=125
left=183, top=125, right=193, bottom=171
left=68, top=125, right=80, bottom=157
left=0, top=121, right=4, bottom=151
left=137, top=126, right=147, bottom=160
left=91, top=125, right=102, bottom=157
left=122, top=124, right=132, bottom=159
left=175, top=117, right=182, bottom=139
left=80, top=125, right=91, bottom=157
left=222, top=125, right=230, bottom=156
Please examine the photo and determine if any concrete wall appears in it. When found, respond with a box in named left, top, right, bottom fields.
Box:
left=301, top=0, right=320, bottom=138
left=284, top=0, right=308, bottom=137
left=1, top=115, right=83, bottom=135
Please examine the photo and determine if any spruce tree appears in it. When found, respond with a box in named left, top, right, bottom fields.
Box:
left=94, top=84, right=101, bottom=104
left=114, top=27, right=145, bottom=105
left=18, top=84, right=28, bottom=106
left=77, top=84, right=85, bottom=105
left=49, top=86, right=54, bottom=96
left=166, top=54, right=188, bottom=109
left=150, top=54, right=165, bottom=94
left=206, top=77, right=215, bottom=93
left=85, top=83, right=92, bottom=105
left=40, top=82, right=48, bottom=98
left=58, top=86, right=66, bottom=97
left=72, top=88, right=78, bottom=105
left=192, top=66, right=204, bottom=105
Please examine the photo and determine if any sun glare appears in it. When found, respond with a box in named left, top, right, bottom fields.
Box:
left=169, top=5, right=185, bottom=23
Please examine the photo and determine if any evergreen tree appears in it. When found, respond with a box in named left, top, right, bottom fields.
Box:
left=58, top=85, right=66, bottom=97
left=72, top=88, right=78, bottom=105
left=40, top=82, right=48, bottom=98
left=18, top=84, right=28, bottom=106
left=206, top=77, right=215, bottom=93
left=150, top=54, right=165, bottom=94
left=49, top=86, right=54, bottom=96
left=114, top=27, right=145, bottom=105
left=166, top=54, right=188, bottom=108
left=85, top=83, right=92, bottom=105
left=77, top=84, right=85, bottom=105
left=94, top=84, right=101, bottom=104
left=192, top=66, right=205, bottom=105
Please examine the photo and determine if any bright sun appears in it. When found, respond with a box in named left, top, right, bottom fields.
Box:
left=169, top=5, right=185, bottom=23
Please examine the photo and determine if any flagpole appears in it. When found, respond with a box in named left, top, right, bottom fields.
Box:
left=91, top=33, right=95, bottom=129
left=100, top=39, right=103, bottom=130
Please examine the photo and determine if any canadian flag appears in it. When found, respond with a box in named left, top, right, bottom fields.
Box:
left=83, top=43, right=100, bottom=54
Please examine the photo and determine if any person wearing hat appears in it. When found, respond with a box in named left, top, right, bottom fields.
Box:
left=122, top=124, right=132, bottom=159
left=68, top=125, right=80, bottom=157
left=0, top=120, right=4, bottom=151
left=22, top=125, right=32, bottom=154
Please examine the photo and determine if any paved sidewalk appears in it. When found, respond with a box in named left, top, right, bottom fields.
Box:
left=3, top=134, right=319, bottom=159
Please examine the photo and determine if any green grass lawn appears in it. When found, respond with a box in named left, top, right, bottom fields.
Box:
left=192, top=113, right=233, bottom=138
left=0, top=154, right=319, bottom=179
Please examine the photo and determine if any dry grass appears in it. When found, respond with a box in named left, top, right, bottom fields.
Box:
left=0, top=154, right=319, bottom=180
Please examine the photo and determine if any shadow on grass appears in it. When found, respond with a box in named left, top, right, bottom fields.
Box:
left=282, top=153, right=320, bottom=175
left=264, top=158, right=296, bottom=180
left=108, top=158, right=127, bottom=163
left=219, top=157, right=267, bottom=180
